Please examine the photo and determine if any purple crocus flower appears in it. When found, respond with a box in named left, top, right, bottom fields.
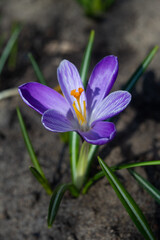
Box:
left=18, top=56, right=131, bottom=145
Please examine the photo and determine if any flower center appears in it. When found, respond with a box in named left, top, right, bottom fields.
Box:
left=70, top=87, right=86, bottom=126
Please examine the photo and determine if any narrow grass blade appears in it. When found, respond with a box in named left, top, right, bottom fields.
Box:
left=98, top=157, right=155, bottom=240
left=80, top=30, right=95, bottom=88
left=77, top=0, right=115, bottom=17
left=82, top=170, right=104, bottom=194
left=70, top=30, right=95, bottom=185
left=123, top=45, right=159, bottom=92
left=8, top=23, right=19, bottom=70
left=69, top=184, right=79, bottom=198
left=88, top=46, right=159, bottom=173
left=28, top=53, right=47, bottom=85
left=48, top=183, right=78, bottom=227
left=16, top=107, right=45, bottom=178
left=111, top=160, right=160, bottom=171
left=83, top=160, right=160, bottom=193
left=129, top=169, right=160, bottom=204
left=30, top=167, right=52, bottom=195
left=0, top=26, right=21, bottom=74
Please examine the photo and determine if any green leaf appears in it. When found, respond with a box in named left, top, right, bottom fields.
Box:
left=77, top=0, right=115, bottom=17
left=112, top=160, right=160, bottom=171
left=0, top=26, right=21, bottom=74
left=17, top=107, right=53, bottom=194
left=70, top=30, right=95, bottom=185
left=28, top=52, right=47, bottom=85
left=83, top=160, right=160, bottom=193
left=30, top=167, right=53, bottom=195
left=80, top=30, right=95, bottom=88
left=16, top=107, right=45, bottom=178
left=88, top=46, right=159, bottom=174
left=123, top=45, right=159, bottom=92
left=8, top=22, right=20, bottom=70
left=98, top=157, right=155, bottom=240
left=82, top=170, right=104, bottom=194
left=129, top=169, right=160, bottom=204
left=68, top=184, right=79, bottom=198
left=48, top=183, right=79, bottom=227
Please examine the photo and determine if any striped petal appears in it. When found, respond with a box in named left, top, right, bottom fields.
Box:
left=57, top=60, right=87, bottom=115
left=18, top=82, right=70, bottom=115
left=90, top=91, right=131, bottom=124
left=42, top=109, right=75, bottom=132
left=78, top=121, right=116, bottom=145
left=86, top=56, right=118, bottom=113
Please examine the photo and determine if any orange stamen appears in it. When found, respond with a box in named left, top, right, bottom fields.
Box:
left=71, top=88, right=84, bottom=98
left=70, top=88, right=86, bottom=125
left=78, top=87, right=84, bottom=94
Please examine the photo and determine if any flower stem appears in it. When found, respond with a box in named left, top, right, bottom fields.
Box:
left=74, top=141, right=90, bottom=190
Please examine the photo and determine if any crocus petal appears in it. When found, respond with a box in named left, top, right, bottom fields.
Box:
left=90, top=91, right=131, bottom=124
left=42, top=109, right=75, bottom=132
left=18, top=82, right=70, bottom=115
left=78, top=121, right=116, bottom=145
left=86, top=56, right=118, bottom=113
left=57, top=60, right=87, bottom=114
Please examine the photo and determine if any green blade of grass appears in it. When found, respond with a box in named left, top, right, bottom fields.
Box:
left=83, top=160, right=160, bottom=193
left=129, top=169, right=160, bottom=204
left=82, top=170, right=104, bottom=194
left=16, top=107, right=45, bottom=178
left=77, top=0, right=115, bottom=17
left=0, top=26, right=21, bottom=74
left=17, top=107, right=53, bottom=194
left=28, top=53, right=47, bottom=85
left=98, top=157, right=155, bottom=240
left=70, top=30, right=95, bottom=185
left=8, top=22, right=20, bottom=70
left=123, top=45, right=159, bottom=92
left=88, top=45, right=159, bottom=173
left=48, top=184, right=70, bottom=227
left=30, top=167, right=53, bottom=195
left=112, top=160, right=160, bottom=171
left=48, top=183, right=79, bottom=227
left=80, top=30, right=95, bottom=88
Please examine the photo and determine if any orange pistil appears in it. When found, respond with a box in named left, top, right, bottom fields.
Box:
left=71, top=88, right=86, bottom=125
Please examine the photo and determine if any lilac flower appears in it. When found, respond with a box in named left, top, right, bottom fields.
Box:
left=18, top=56, right=131, bottom=145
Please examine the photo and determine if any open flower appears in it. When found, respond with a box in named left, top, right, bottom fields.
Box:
left=18, top=56, right=131, bottom=145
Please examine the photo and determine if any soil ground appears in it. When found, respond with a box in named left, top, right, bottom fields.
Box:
left=0, top=0, right=160, bottom=239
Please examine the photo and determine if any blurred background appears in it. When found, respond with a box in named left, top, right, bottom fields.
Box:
left=0, top=0, right=160, bottom=239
